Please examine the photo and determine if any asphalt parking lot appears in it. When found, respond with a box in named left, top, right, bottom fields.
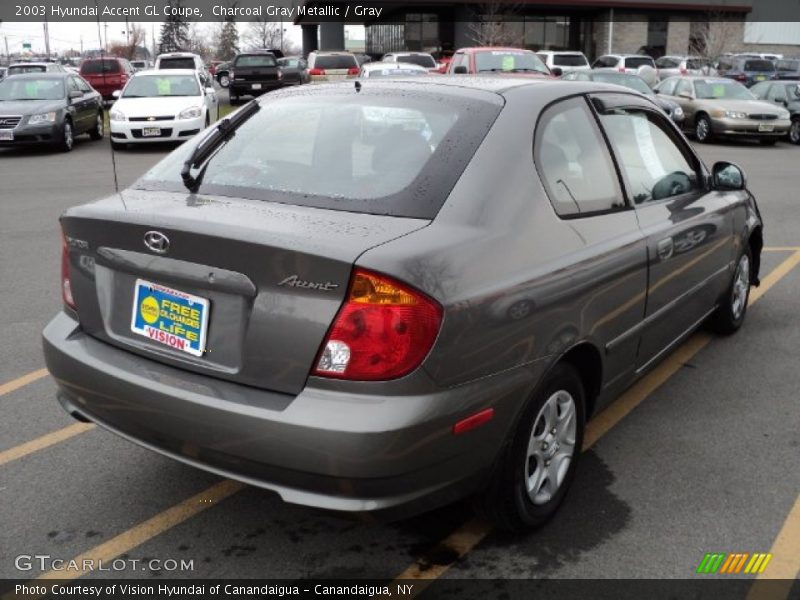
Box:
left=0, top=102, right=798, bottom=596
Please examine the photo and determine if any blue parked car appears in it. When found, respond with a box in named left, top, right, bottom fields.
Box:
left=717, top=56, right=777, bottom=87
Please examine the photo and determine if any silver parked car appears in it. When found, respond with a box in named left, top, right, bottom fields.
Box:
left=655, top=55, right=715, bottom=79
left=44, top=78, right=762, bottom=530
left=592, top=53, right=659, bottom=86
left=655, top=76, right=791, bottom=144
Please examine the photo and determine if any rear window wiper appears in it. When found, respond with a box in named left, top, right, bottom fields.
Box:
left=180, top=99, right=261, bottom=193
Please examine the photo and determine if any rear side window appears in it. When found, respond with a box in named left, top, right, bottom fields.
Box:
left=159, top=57, right=195, bottom=69
left=554, top=54, right=588, bottom=67
left=235, top=55, right=277, bottom=68
left=137, top=88, right=503, bottom=219
left=598, top=109, right=699, bottom=204
left=777, top=60, right=799, bottom=71
left=535, top=97, right=624, bottom=217
left=81, top=60, right=120, bottom=75
left=625, top=57, right=655, bottom=69
left=314, top=55, right=358, bottom=70
left=743, top=60, right=775, bottom=72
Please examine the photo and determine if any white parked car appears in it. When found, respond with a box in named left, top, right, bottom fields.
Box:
left=155, top=52, right=211, bottom=86
left=359, top=62, right=428, bottom=79
left=536, top=51, right=591, bottom=75
left=592, top=54, right=659, bottom=87
left=109, top=69, right=218, bottom=148
left=306, top=51, right=360, bottom=82
left=380, top=52, right=439, bottom=72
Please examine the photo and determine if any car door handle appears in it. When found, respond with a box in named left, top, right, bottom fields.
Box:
left=656, top=238, right=674, bottom=261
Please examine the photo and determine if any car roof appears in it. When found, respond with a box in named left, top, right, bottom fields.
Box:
left=460, top=46, right=536, bottom=53
left=10, top=62, right=52, bottom=67
left=158, top=52, right=198, bottom=57
left=3, top=72, right=68, bottom=79
left=311, top=51, right=355, bottom=56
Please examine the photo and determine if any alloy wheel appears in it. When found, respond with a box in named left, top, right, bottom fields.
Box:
left=790, top=120, right=800, bottom=145
left=525, top=389, right=577, bottom=505
left=731, top=253, right=750, bottom=320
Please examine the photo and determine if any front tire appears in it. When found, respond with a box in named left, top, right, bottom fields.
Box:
left=59, top=119, right=74, bottom=152
left=789, top=119, right=800, bottom=145
left=476, top=363, right=585, bottom=532
left=695, top=114, right=713, bottom=143
left=218, top=74, right=230, bottom=88
left=709, top=245, right=752, bottom=335
left=89, top=111, right=104, bottom=140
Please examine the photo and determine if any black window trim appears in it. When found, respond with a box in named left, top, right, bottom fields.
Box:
left=588, top=93, right=709, bottom=209
left=533, top=93, right=632, bottom=221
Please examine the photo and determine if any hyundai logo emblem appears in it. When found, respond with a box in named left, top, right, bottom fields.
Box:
left=144, top=231, right=170, bottom=254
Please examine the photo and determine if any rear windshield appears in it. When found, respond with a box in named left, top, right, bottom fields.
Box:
left=655, top=57, right=680, bottom=68
left=624, top=57, right=655, bottom=69
left=81, top=60, right=120, bottom=75
left=314, top=55, right=358, bottom=70
left=475, top=50, right=549, bottom=74
left=591, top=72, right=652, bottom=94
left=9, top=65, right=46, bottom=75
left=743, top=60, right=775, bottom=72
left=159, top=57, right=195, bottom=70
left=365, top=67, right=426, bottom=78
left=553, top=54, right=588, bottom=67
left=234, top=55, right=277, bottom=68
left=136, top=87, right=502, bottom=219
left=0, top=77, right=64, bottom=100
left=686, top=59, right=709, bottom=70
left=396, top=54, right=436, bottom=68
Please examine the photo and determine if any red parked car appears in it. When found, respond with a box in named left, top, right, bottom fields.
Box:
left=447, top=47, right=552, bottom=78
left=79, top=57, right=134, bottom=101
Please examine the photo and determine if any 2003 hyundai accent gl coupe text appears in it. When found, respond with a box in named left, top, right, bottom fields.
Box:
left=43, top=78, right=763, bottom=530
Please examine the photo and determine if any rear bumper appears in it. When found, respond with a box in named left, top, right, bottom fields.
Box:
left=43, top=312, right=533, bottom=519
left=230, top=81, right=283, bottom=95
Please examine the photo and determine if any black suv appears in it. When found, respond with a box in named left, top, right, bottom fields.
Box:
left=229, top=51, right=283, bottom=105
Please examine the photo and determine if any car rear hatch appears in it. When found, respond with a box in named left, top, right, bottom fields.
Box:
left=81, top=60, right=125, bottom=94
left=310, top=56, right=359, bottom=81
left=61, top=191, right=429, bottom=395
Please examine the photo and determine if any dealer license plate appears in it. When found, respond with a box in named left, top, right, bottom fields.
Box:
left=0, top=130, right=13, bottom=141
left=252, top=83, right=262, bottom=90
left=130, top=279, right=209, bottom=357
left=758, top=123, right=774, bottom=132
left=142, top=127, right=162, bottom=137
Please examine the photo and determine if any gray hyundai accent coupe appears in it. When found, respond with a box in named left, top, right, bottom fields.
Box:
left=43, top=78, right=762, bottom=530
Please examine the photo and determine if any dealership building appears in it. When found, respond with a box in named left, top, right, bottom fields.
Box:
left=296, top=0, right=800, bottom=59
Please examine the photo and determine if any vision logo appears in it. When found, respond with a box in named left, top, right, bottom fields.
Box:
left=696, top=552, right=772, bottom=574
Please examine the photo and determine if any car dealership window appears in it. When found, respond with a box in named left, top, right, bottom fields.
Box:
left=535, top=97, right=624, bottom=217
left=599, top=109, right=699, bottom=204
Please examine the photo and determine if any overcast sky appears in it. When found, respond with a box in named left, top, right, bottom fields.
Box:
left=0, top=21, right=308, bottom=55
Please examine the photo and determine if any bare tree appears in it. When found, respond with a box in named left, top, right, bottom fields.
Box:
left=689, top=13, right=747, bottom=61
left=244, top=18, right=284, bottom=51
left=467, top=1, right=524, bottom=47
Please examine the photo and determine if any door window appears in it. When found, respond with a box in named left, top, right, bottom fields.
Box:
left=535, top=97, right=624, bottom=217
left=767, top=84, right=788, bottom=103
left=598, top=108, right=700, bottom=205
left=675, top=79, right=693, bottom=97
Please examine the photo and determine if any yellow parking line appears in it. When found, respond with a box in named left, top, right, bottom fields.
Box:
left=388, top=248, right=800, bottom=593
left=36, top=480, right=245, bottom=581
left=762, top=246, right=800, bottom=252
left=0, top=423, right=95, bottom=467
left=746, top=494, right=800, bottom=600
left=0, top=368, right=48, bottom=397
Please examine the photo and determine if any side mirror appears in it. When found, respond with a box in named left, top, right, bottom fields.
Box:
left=68, top=90, right=83, bottom=100
left=653, top=88, right=660, bottom=94
left=453, top=65, right=468, bottom=74
left=111, top=90, right=121, bottom=99
left=712, top=161, right=746, bottom=191
left=550, top=66, right=563, bottom=77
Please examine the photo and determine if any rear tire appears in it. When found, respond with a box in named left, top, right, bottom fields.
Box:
left=89, top=111, right=104, bottom=140
left=229, top=92, right=239, bottom=106
left=110, top=139, right=125, bottom=151
left=709, top=245, right=753, bottom=335
left=695, top=114, right=713, bottom=143
left=475, top=363, right=585, bottom=532
left=218, top=74, right=230, bottom=88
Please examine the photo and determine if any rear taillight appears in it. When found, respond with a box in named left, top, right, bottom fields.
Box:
left=618, top=67, right=626, bottom=73
left=679, top=67, right=688, bottom=75
left=313, top=269, right=443, bottom=381
left=308, top=68, right=325, bottom=76
left=735, top=73, right=747, bottom=81
left=229, top=70, right=235, bottom=80
left=347, top=67, right=360, bottom=76
left=61, top=231, right=76, bottom=310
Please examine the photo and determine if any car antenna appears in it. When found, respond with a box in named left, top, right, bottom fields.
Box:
left=95, top=2, right=122, bottom=200
left=354, top=80, right=362, bottom=93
